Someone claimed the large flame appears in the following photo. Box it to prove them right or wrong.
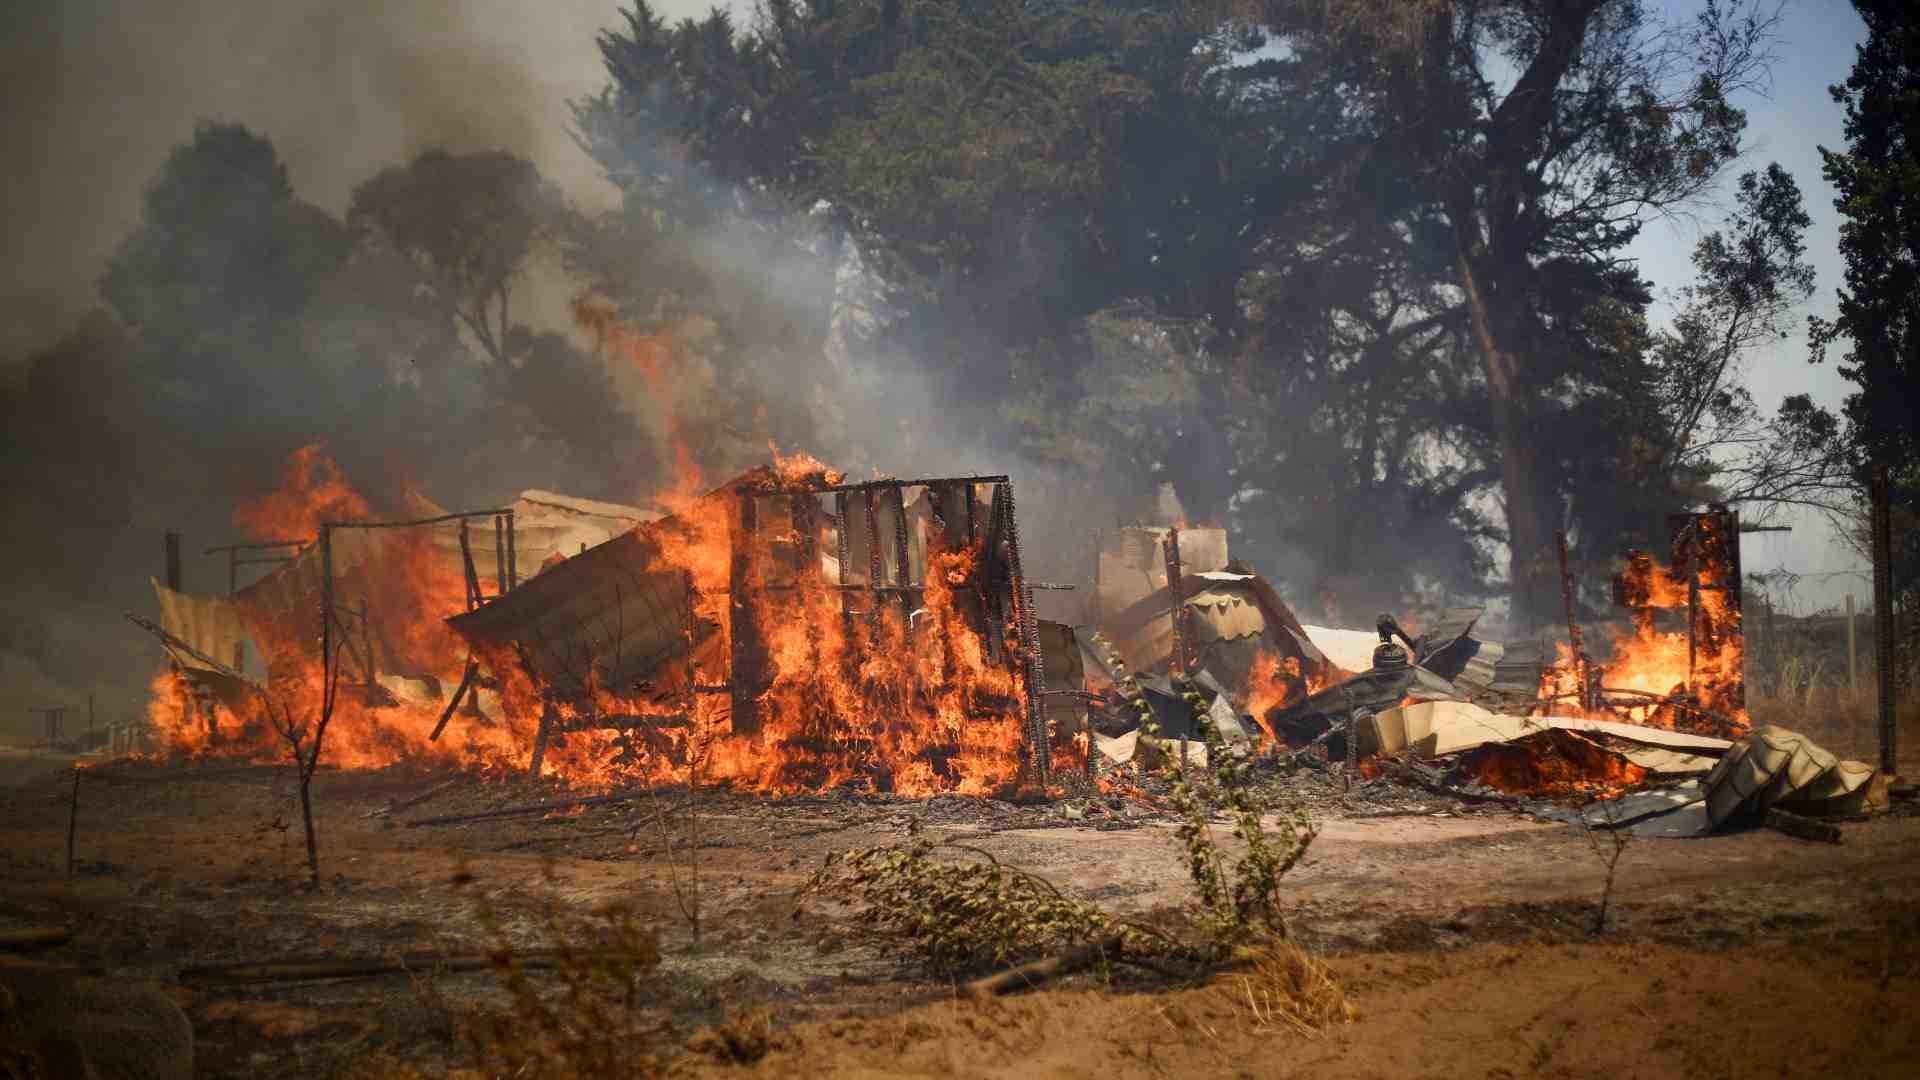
[1539,517,1748,737]
[147,439,1040,795]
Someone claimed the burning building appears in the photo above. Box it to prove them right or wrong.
[134,450,1084,796]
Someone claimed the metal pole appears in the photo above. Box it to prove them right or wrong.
[165,531,182,592]
[1869,461,1897,776]
[1846,593,1858,694]
[227,548,245,672]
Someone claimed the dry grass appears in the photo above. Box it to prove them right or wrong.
[1228,936,1357,1037]
[1747,684,1919,772]
[1746,624,1918,773]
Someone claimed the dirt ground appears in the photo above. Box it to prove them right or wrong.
[2,753,1917,1078]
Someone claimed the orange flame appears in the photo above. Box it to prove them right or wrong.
[147,440,1040,795]
[1539,518,1748,737]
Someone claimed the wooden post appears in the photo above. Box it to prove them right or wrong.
[164,531,182,591]
[1870,461,1897,776]
[729,490,768,735]
[1763,593,1777,689]
[66,767,80,877]
[865,489,884,614]
[458,519,480,611]
[505,511,517,591]
[1846,593,1858,694]
[891,483,912,596]
[1556,530,1592,712]
[1163,526,1186,679]
[494,515,507,599]
[225,549,246,671]
[529,696,554,778]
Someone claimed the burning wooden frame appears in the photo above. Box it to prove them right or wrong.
[1537,506,1749,735]
[443,466,1064,790]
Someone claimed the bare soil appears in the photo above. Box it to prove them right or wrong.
[2,755,1916,1078]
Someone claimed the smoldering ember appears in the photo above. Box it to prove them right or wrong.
[2,2,1918,1078]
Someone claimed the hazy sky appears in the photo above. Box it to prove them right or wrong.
[1627,0,1874,613]
[0,0,1879,613]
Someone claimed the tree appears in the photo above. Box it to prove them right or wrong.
[1810,0,1920,468]
[1646,162,1842,515]
[1261,0,1777,625]
[99,123,353,439]
[1809,0,1920,769]
[347,150,569,367]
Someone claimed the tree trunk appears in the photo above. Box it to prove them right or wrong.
[1871,460,1898,777]
[1457,251,1557,628]
[299,765,320,889]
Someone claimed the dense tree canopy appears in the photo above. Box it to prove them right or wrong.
[8,0,1869,708]
[570,0,1799,622]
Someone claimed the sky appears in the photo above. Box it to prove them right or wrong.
[0,0,1880,615]
[1626,0,1874,614]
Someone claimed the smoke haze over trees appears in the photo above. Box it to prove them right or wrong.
[0,0,1883,721]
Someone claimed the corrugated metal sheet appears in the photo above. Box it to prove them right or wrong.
[150,579,249,675]
[405,490,661,587]
[227,527,449,679]
[1704,725,1878,826]
[1094,526,1229,623]
[444,526,708,704]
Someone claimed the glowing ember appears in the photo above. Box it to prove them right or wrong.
[1453,730,1650,797]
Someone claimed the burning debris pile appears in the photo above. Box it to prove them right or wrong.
[131,449,1075,797]
[124,444,1888,836]
[1073,507,1888,837]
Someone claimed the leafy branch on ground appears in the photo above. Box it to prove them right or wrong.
[808,641,1323,986]
[456,866,669,1079]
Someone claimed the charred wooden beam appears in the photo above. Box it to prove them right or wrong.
[1003,480,1048,787]
[506,510,518,591]
[892,483,912,598]
[1163,526,1187,678]
[865,488,885,621]
[429,657,479,741]
[494,514,508,599]
[459,519,480,611]
[528,697,555,778]
[729,490,770,735]
[811,474,1010,495]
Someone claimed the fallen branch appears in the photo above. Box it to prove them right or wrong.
[403,789,655,828]
[429,658,480,742]
[1763,807,1842,844]
[367,777,464,819]
[0,926,72,951]
[963,935,1125,1000]
[182,950,562,985]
